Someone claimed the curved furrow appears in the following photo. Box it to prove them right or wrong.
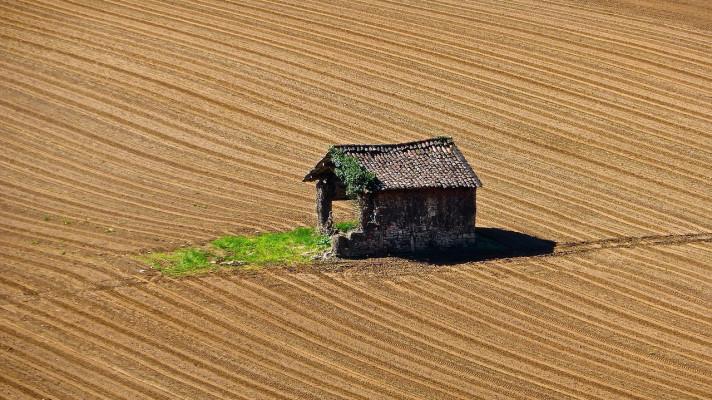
[552,257,712,330]
[0,120,253,229]
[617,250,712,291]
[0,346,114,400]
[592,251,712,308]
[392,279,712,399]
[535,0,712,39]
[61,0,712,150]
[500,259,712,349]
[0,7,680,238]
[0,239,128,282]
[427,273,712,381]
[0,178,214,243]
[432,0,712,67]
[0,46,317,184]
[469,0,712,55]
[0,13,345,157]
[0,13,664,241]
[0,371,53,400]
[0,76,316,222]
[248,0,712,113]
[26,0,712,167]
[0,275,37,299]
[227,0,712,129]
[113,0,712,146]
[209,277,563,399]
[0,213,138,252]
[8,257,360,400]
[572,252,712,311]
[0,140,230,236]
[0,68,316,211]
[0,170,195,245]
[462,0,712,49]
[285,272,638,399]
[183,279,499,400]
[0,253,101,294]
[647,246,712,279]
[252,0,707,154]
[31,0,712,162]
[198,277,562,400]
[104,287,404,400]
[0,12,381,155]
[451,264,712,366]
[386,0,712,78]
[88,1,712,215]
[0,128,240,230]
[0,320,165,400]
[9,297,285,400]
[273,273,603,399]
[291,272,649,399]
[5,301,198,400]
[26,0,712,225]
[0,105,295,232]
[0,97,311,224]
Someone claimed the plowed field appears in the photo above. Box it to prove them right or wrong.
[1,0,711,398]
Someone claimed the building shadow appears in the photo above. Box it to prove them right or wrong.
[404,227,556,265]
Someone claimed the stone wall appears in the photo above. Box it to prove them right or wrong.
[333,188,477,257]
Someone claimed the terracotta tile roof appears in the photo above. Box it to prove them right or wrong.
[304,137,482,191]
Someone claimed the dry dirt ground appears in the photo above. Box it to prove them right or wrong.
[1,0,712,398]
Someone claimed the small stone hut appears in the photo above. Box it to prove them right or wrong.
[304,137,482,258]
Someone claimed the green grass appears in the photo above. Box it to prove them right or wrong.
[141,227,331,277]
[334,220,358,232]
[142,248,213,276]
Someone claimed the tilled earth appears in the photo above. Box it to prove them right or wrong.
[1,0,712,398]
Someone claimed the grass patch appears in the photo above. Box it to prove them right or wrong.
[141,227,331,277]
[334,220,358,233]
[142,248,213,276]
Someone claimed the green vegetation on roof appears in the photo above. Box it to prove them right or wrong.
[329,147,377,198]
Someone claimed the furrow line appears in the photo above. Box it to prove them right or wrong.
[455,269,712,364]
[535,0,712,38]
[570,254,712,314]
[0,97,310,221]
[0,47,314,184]
[32,0,712,159]
[389,0,712,75]
[0,320,161,400]
[554,257,712,329]
[10,297,281,400]
[401,278,712,396]
[0,69,315,209]
[0,103,291,230]
[513,259,712,348]
[0,346,114,400]
[185,279,496,400]
[0,114,257,226]
[97,1,712,212]
[428,273,712,380]
[282,272,623,400]
[107,286,398,400]
[465,0,712,54]
[251,0,712,111]
[208,277,560,399]
[0,9,680,236]
[0,371,52,400]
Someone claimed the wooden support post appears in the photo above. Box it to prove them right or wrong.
[316,178,334,234]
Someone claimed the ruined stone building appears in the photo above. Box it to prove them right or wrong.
[304,137,482,258]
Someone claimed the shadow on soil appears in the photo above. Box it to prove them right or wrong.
[405,227,556,265]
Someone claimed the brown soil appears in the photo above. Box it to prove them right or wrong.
[1,0,712,398]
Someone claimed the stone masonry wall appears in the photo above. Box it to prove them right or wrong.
[333,188,476,257]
